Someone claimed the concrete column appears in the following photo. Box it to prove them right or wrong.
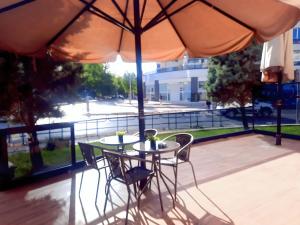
[154,80,160,101]
[191,77,198,102]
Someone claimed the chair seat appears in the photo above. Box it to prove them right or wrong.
[123,167,153,184]
[160,157,184,166]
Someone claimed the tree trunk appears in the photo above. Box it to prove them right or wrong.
[28,130,44,171]
[240,106,249,130]
[26,107,44,171]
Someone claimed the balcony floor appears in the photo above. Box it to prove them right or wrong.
[1,134,300,225]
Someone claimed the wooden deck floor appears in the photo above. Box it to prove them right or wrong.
[1,134,300,225]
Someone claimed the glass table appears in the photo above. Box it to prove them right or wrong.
[98,135,139,152]
[132,140,180,154]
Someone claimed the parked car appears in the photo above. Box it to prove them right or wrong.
[217,101,274,117]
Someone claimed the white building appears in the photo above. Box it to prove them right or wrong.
[144,58,208,103]
[144,23,300,103]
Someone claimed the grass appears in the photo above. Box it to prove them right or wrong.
[255,125,300,136]
[157,127,244,140]
[8,125,299,178]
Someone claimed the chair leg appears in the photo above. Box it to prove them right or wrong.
[79,169,85,196]
[103,159,108,180]
[103,179,112,214]
[95,170,101,205]
[125,185,131,225]
[174,166,178,202]
[155,170,164,211]
[188,161,198,188]
[133,182,138,199]
[137,175,154,210]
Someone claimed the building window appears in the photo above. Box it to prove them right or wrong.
[293,27,300,43]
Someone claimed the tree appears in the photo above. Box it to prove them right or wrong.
[205,43,262,129]
[123,72,137,98]
[81,64,115,97]
[113,76,126,96]
[0,52,83,171]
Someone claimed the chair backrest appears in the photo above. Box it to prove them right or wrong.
[163,133,193,161]
[134,129,158,139]
[176,133,193,161]
[78,142,98,169]
[102,150,126,179]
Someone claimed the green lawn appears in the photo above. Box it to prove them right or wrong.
[255,125,300,136]
[157,127,244,140]
[11,125,300,179]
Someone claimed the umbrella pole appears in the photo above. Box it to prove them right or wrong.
[276,71,283,145]
[133,0,145,142]
[134,0,147,189]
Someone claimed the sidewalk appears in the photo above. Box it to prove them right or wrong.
[116,100,207,114]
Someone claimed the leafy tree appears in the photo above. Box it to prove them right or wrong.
[205,43,262,129]
[81,64,115,97]
[123,72,137,98]
[0,52,82,171]
[113,76,126,96]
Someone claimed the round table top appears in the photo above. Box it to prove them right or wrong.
[99,135,139,146]
[133,140,180,154]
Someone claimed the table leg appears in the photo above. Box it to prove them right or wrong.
[158,161,175,208]
[139,152,147,189]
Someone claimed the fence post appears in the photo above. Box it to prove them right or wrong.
[175,113,177,129]
[167,112,170,130]
[189,112,192,128]
[117,114,119,131]
[219,110,223,127]
[85,120,88,138]
[21,132,26,145]
[0,130,10,183]
[211,110,214,127]
[152,113,154,128]
[126,113,129,132]
[252,95,255,130]
[96,119,99,136]
[70,123,76,167]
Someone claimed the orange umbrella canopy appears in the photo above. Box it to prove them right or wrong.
[0,0,299,63]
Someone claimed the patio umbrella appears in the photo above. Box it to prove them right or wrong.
[0,0,299,141]
[260,30,295,145]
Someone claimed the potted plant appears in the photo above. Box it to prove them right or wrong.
[148,135,159,150]
[116,130,126,143]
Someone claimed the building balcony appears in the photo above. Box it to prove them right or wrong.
[145,63,208,75]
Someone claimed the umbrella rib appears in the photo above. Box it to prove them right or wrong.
[88,8,133,33]
[143,0,196,32]
[46,0,97,47]
[79,0,133,33]
[198,0,254,32]
[142,0,178,32]
[140,0,147,24]
[0,0,35,14]
[156,0,187,48]
[117,0,130,53]
[112,0,134,30]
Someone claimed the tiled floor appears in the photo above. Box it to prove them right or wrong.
[1,134,300,225]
